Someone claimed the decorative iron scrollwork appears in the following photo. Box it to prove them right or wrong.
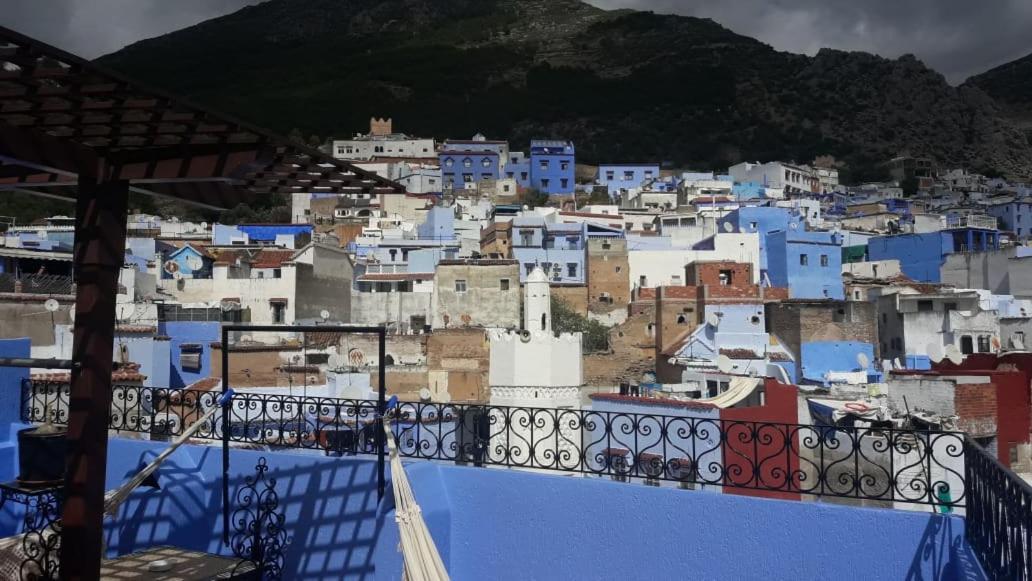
[230,457,289,580]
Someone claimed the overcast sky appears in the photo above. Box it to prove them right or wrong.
[5,0,1031,83]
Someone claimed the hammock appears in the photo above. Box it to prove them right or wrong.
[382,398,449,581]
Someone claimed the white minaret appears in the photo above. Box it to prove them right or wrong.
[524,265,552,333]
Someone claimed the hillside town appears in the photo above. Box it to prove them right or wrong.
[1,12,1030,579]
[4,117,1031,483]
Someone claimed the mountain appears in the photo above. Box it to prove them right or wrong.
[967,53,1032,134]
[97,0,1032,181]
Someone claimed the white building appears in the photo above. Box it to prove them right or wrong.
[489,266,582,466]
[628,232,761,289]
[331,135,436,161]
[728,162,818,195]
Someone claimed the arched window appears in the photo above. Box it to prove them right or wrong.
[384,354,395,366]
[676,314,687,325]
[541,313,547,331]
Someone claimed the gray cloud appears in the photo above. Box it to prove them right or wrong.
[3,0,1031,83]
[3,0,258,59]
[589,0,1032,83]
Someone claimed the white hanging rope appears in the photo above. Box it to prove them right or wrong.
[383,405,450,581]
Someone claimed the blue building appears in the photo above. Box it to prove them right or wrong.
[528,140,575,194]
[597,164,660,195]
[159,320,221,389]
[986,200,1032,239]
[440,138,509,191]
[510,217,586,284]
[213,223,313,248]
[718,206,805,272]
[766,229,844,299]
[867,227,1001,283]
[160,244,213,279]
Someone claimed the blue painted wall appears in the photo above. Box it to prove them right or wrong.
[162,245,212,280]
[528,140,575,194]
[440,152,500,190]
[159,321,220,388]
[800,341,875,383]
[405,461,983,581]
[115,335,172,388]
[766,230,844,299]
[719,207,803,270]
[0,431,986,581]
[416,206,456,241]
[986,201,1032,238]
[597,164,660,195]
[868,232,951,282]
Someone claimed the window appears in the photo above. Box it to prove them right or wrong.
[500,279,510,291]
[917,300,934,312]
[540,160,549,171]
[463,173,473,183]
[799,254,808,266]
[872,264,879,277]
[749,221,758,231]
[272,268,282,279]
[944,302,957,312]
[960,335,974,355]
[718,269,733,286]
[567,263,577,277]
[521,172,528,181]
[605,171,615,181]
[560,179,569,189]
[455,279,467,293]
[615,266,622,273]
[541,179,550,188]
[560,162,569,171]
[463,158,473,168]
[977,335,991,353]
[676,314,688,325]
[639,275,647,287]
[882,313,887,324]
[854,290,861,300]
[481,158,491,168]
[820,254,829,267]
[445,158,454,167]
[271,303,286,324]
[624,171,634,180]
[706,380,719,398]
[602,241,612,250]
[180,344,202,372]
[525,264,534,275]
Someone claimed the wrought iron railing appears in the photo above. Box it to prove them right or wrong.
[965,439,1032,580]
[22,381,968,508]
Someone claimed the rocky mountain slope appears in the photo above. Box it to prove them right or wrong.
[967,52,1032,134]
[98,0,1032,181]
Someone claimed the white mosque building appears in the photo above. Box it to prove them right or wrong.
[488,266,583,468]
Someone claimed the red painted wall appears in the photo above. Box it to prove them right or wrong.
[933,355,1032,468]
[719,378,801,500]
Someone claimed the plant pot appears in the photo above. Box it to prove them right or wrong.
[17,426,67,486]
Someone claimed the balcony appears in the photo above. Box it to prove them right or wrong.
[9,382,1029,579]
[945,214,998,231]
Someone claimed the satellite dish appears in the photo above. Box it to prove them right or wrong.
[722,221,734,233]
[290,354,301,364]
[945,344,965,365]
[320,309,331,320]
[706,312,720,328]
[201,222,209,230]
[856,352,870,369]
[927,343,944,363]
[716,354,734,374]
[419,388,432,402]
[185,255,204,270]
[163,260,180,274]
[789,222,799,230]
[44,299,60,313]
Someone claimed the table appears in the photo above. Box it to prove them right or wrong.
[100,546,257,580]
[0,481,62,532]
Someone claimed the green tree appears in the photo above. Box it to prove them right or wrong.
[523,188,550,209]
[550,296,610,353]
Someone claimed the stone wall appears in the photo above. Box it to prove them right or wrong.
[551,284,589,316]
[432,261,520,330]
[427,329,491,403]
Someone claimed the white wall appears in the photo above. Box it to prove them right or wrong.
[628,233,760,288]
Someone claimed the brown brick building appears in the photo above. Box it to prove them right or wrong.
[587,237,630,314]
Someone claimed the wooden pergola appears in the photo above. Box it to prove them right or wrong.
[0,25,404,580]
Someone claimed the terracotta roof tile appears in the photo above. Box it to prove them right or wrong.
[116,324,157,334]
[252,249,296,269]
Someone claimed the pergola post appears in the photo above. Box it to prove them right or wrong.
[59,176,129,580]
